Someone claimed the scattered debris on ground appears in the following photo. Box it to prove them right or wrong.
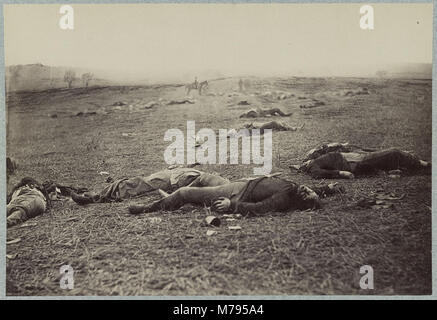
[6,238,22,245]
[75,111,97,117]
[228,226,242,231]
[144,101,160,109]
[344,88,370,96]
[300,100,325,109]
[121,132,137,137]
[112,101,127,106]
[206,230,217,236]
[205,216,221,227]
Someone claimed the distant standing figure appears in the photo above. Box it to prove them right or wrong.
[238,78,244,92]
[198,80,208,95]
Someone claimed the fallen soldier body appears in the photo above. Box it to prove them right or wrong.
[227,121,303,138]
[128,176,343,216]
[244,121,303,132]
[7,177,49,227]
[71,167,230,204]
[291,143,430,179]
[228,121,305,137]
[239,108,292,118]
[302,142,376,161]
[166,98,195,105]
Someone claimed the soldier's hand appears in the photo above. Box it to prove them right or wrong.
[328,182,346,194]
[213,197,231,212]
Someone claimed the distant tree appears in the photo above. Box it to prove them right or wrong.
[49,77,56,89]
[376,70,388,78]
[64,70,76,88]
[8,65,22,91]
[81,73,93,88]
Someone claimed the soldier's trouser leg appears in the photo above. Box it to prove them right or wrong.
[150,182,247,211]
[7,208,27,227]
[357,148,423,173]
[187,173,230,188]
[7,196,46,227]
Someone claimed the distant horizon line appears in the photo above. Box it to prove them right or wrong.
[5,61,432,83]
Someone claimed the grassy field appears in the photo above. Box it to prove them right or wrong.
[6,76,432,295]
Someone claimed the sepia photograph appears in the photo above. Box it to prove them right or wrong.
[2,2,433,297]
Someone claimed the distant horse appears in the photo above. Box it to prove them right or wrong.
[186,80,208,95]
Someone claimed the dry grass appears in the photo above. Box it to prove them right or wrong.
[6,77,431,296]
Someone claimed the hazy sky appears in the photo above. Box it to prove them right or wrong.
[4,3,433,78]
